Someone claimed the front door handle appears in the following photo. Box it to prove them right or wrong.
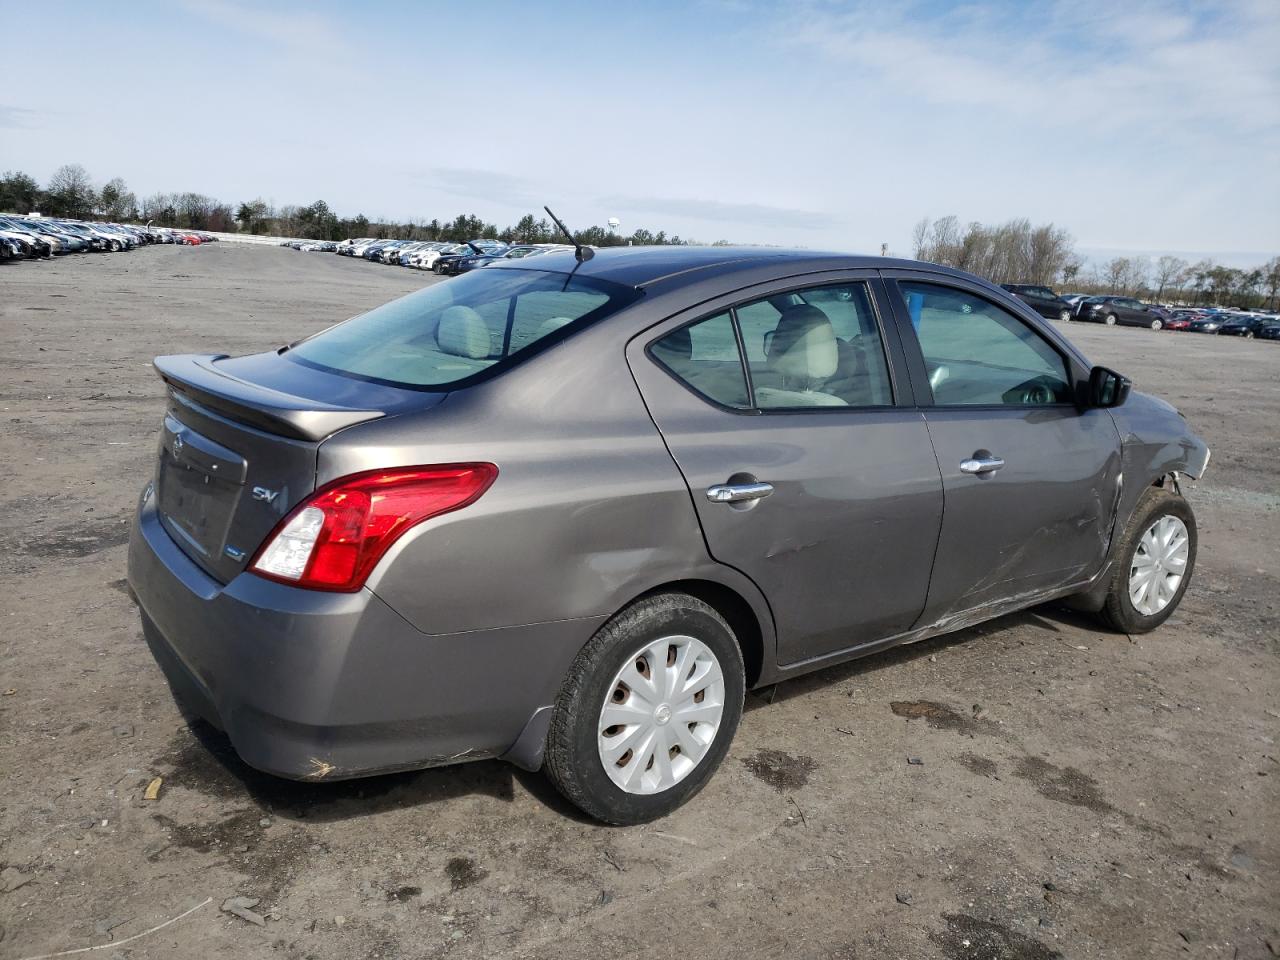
[706,481,774,504]
[959,455,1005,475]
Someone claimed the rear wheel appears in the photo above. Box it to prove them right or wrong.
[544,593,745,825]
[1100,488,1196,634]
[1104,314,1118,326]
[1245,331,1255,340]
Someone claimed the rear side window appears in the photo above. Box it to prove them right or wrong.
[898,281,1071,406]
[651,313,750,408]
[288,269,639,389]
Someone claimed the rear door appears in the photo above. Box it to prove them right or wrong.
[1121,298,1151,325]
[885,274,1122,624]
[627,272,944,666]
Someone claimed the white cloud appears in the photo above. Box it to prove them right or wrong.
[178,0,345,55]
[0,104,38,130]
[777,0,1280,140]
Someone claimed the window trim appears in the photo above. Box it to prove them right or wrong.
[643,277,904,415]
[883,274,1086,411]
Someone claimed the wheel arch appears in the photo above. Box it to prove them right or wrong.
[629,578,771,689]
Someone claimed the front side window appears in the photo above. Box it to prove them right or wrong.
[650,282,894,410]
[288,269,639,388]
[898,281,1072,406]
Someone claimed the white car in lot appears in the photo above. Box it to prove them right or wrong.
[406,242,461,271]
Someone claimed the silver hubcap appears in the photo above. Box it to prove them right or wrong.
[1129,515,1189,616]
[597,635,726,795]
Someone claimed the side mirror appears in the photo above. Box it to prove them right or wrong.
[1088,366,1131,408]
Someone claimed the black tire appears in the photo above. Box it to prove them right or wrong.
[1104,313,1118,326]
[543,593,745,825]
[1059,309,1071,322]
[1150,318,1163,330]
[1099,487,1197,634]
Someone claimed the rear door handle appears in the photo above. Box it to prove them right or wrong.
[959,455,1005,475]
[706,482,774,503]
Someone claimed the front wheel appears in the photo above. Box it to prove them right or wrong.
[543,593,745,825]
[1245,331,1255,340]
[1150,318,1163,330]
[1059,309,1071,322]
[1105,314,1118,326]
[1100,488,1197,634]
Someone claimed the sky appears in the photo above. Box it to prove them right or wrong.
[2,0,1277,264]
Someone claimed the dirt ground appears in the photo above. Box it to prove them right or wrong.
[0,243,1276,960]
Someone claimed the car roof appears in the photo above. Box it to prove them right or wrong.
[485,245,941,289]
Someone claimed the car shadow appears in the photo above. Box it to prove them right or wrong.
[161,716,611,825]
[745,602,1102,710]
[157,603,1103,822]
[160,717,523,823]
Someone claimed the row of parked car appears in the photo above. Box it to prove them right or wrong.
[1000,284,1280,342]
[282,236,577,275]
[0,214,218,261]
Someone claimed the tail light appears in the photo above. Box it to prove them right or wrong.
[250,463,497,592]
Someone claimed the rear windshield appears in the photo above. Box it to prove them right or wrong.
[287,268,641,389]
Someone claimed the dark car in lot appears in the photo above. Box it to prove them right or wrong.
[1076,296,1165,329]
[1000,284,1073,322]
[1188,315,1227,334]
[128,246,1208,824]
[435,242,508,275]
[1217,315,1272,339]
[1257,322,1280,341]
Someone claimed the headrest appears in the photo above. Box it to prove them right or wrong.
[654,326,693,361]
[537,315,574,338]
[436,306,490,359]
[767,304,837,381]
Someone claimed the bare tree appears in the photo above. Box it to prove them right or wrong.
[911,217,930,259]
[914,215,1075,286]
[1261,256,1280,310]
[1103,257,1129,293]
[1060,254,1084,287]
[1152,256,1188,303]
[45,163,96,218]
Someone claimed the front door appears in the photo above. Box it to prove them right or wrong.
[886,276,1122,626]
[627,274,944,666]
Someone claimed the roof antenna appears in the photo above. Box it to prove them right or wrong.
[544,206,593,262]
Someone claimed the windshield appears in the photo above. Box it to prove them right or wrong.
[288,268,641,389]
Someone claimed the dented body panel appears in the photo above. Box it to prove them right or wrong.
[914,405,1122,626]
[127,247,1208,782]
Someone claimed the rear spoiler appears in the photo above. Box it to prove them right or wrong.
[153,354,385,442]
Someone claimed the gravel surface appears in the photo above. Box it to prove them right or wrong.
[0,243,1276,960]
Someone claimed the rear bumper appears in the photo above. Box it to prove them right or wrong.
[128,491,599,780]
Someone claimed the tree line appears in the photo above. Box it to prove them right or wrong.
[0,164,694,249]
[5,167,1275,307]
[913,214,1280,310]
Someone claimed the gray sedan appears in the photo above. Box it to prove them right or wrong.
[128,247,1208,824]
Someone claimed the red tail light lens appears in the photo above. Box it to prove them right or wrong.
[250,463,497,592]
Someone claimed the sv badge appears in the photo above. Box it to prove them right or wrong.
[252,486,280,504]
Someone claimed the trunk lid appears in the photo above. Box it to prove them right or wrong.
[152,351,444,583]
